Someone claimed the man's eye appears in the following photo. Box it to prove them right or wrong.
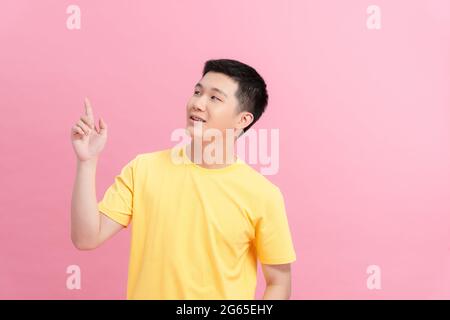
[193,90,220,101]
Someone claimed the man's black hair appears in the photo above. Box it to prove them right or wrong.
[202,59,269,134]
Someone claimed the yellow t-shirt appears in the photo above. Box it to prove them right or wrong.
[97,143,296,299]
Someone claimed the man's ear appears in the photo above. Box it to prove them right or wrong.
[236,111,254,132]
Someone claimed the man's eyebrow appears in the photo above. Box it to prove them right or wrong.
[195,82,228,98]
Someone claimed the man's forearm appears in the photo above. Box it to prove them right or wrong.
[262,284,291,300]
[71,158,100,249]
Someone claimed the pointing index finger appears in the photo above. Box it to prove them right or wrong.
[84,97,94,118]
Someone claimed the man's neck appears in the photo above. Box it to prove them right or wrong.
[187,141,237,169]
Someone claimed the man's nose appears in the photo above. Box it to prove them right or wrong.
[192,101,206,111]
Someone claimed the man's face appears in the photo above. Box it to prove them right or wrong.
[186,71,252,140]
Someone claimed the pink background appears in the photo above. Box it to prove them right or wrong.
[1,0,449,299]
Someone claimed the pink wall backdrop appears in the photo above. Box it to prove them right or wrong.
[1,0,449,299]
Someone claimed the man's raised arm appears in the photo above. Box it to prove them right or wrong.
[70,98,122,250]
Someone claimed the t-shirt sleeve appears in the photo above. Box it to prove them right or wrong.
[254,186,297,264]
[97,156,138,228]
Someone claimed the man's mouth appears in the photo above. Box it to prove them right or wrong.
[189,115,206,123]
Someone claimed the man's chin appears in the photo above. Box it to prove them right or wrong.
[185,125,242,141]
[185,126,204,140]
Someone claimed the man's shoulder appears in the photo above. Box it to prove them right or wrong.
[237,162,282,195]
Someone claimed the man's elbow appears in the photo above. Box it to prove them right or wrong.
[71,234,99,251]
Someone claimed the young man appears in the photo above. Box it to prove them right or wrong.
[70,59,296,300]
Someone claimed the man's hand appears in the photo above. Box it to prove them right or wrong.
[71,97,108,162]
[261,263,292,300]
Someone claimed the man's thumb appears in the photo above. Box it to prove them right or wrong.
[98,117,107,135]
